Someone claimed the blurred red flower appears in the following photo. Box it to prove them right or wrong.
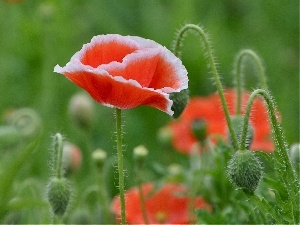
[111,183,211,224]
[54,34,188,116]
[167,89,274,154]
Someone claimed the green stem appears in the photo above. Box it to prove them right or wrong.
[54,133,63,178]
[240,89,298,221]
[97,170,113,224]
[115,108,126,225]
[173,24,239,150]
[233,49,268,115]
[244,192,283,223]
[137,182,149,225]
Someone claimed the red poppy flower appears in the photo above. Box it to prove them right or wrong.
[111,183,211,224]
[167,89,274,154]
[54,34,188,116]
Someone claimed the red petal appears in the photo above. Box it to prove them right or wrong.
[80,35,139,68]
[63,71,173,115]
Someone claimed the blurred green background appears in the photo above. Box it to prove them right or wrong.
[0,0,298,200]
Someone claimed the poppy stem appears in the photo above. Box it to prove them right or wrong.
[233,49,268,115]
[240,89,298,221]
[53,133,64,179]
[173,24,239,150]
[115,108,126,225]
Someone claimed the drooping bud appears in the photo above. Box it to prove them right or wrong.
[227,150,263,193]
[170,89,189,118]
[228,115,253,149]
[6,108,41,140]
[62,142,82,174]
[0,126,22,150]
[191,119,207,143]
[47,177,71,217]
[68,92,95,130]
[92,148,107,171]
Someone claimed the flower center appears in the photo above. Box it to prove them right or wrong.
[155,210,168,224]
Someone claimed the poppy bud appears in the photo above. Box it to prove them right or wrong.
[191,119,207,142]
[47,177,71,217]
[133,145,148,167]
[157,126,172,145]
[227,150,263,193]
[92,148,107,171]
[6,108,41,140]
[228,115,253,149]
[0,126,22,150]
[68,92,95,130]
[62,142,82,174]
[170,89,189,118]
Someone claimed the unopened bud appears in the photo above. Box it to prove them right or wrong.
[6,108,41,139]
[92,149,107,171]
[133,145,148,167]
[0,126,22,150]
[157,126,172,145]
[62,142,82,174]
[228,115,253,149]
[47,177,71,217]
[170,89,189,118]
[191,119,207,142]
[227,150,263,193]
[69,92,95,130]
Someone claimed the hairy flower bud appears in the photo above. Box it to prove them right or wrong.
[47,177,71,217]
[133,145,148,167]
[228,115,253,149]
[170,89,189,118]
[68,92,95,130]
[227,150,263,193]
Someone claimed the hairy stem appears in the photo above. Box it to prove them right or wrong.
[173,24,239,150]
[233,49,268,114]
[115,108,126,225]
[53,133,64,178]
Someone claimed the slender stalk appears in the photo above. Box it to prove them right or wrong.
[54,133,64,178]
[115,108,126,225]
[173,24,239,150]
[233,49,268,115]
[137,182,149,225]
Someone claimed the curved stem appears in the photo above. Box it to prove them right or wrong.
[115,108,126,225]
[173,24,239,150]
[240,89,298,198]
[234,49,268,114]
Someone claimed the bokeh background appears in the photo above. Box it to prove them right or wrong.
[0,0,299,222]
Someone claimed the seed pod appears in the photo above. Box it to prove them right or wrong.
[170,89,189,118]
[227,150,263,193]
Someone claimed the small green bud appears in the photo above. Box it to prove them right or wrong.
[0,126,22,150]
[227,150,263,193]
[228,115,253,149]
[47,177,71,217]
[69,92,95,130]
[92,148,107,171]
[191,119,207,142]
[170,89,189,118]
[133,145,148,167]
[157,126,172,145]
